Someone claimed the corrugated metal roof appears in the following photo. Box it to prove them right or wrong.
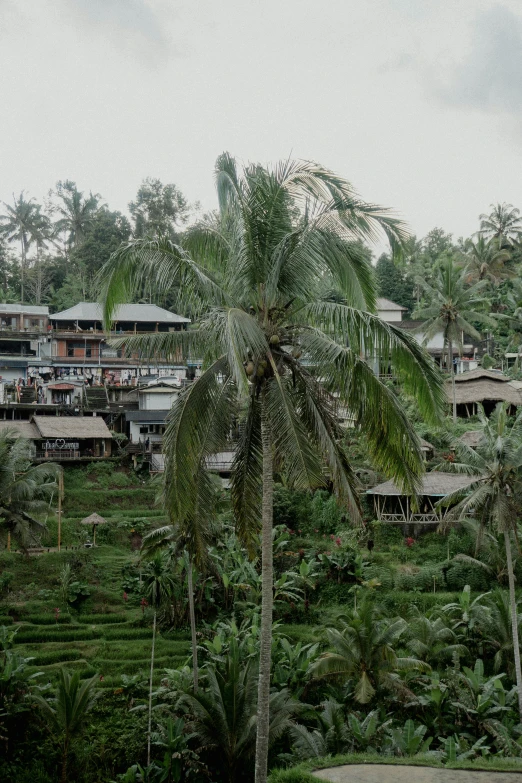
[50,302,190,324]
[367,471,477,497]
[33,416,112,438]
[0,304,49,315]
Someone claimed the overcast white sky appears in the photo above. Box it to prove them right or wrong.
[1,0,521,247]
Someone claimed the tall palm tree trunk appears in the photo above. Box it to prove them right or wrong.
[448,338,456,423]
[147,609,157,765]
[61,737,69,783]
[254,392,274,783]
[504,529,522,720]
[187,555,199,692]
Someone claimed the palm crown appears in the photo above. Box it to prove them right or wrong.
[102,155,444,529]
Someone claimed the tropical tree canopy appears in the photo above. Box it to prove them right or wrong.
[101,154,445,535]
[0,431,60,550]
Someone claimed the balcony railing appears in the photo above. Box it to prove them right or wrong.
[35,450,106,461]
[378,512,441,525]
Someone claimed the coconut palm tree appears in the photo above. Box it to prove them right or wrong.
[51,180,100,253]
[460,236,513,286]
[34,669,98,783]
[141,485,219,695]
[479,202,522,248]
[100,153,444,783]
[414,256,496,422]
[141,554,177,765]
[0,192,50,302]
[439,402,522,719]
[0,431,60,551]
[309,599,430,703]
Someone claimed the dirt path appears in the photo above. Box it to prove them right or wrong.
[313,765,522,783]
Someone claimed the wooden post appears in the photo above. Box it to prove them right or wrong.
[57,470,63,551]
[93,524,96,546]
[7,531,11,552]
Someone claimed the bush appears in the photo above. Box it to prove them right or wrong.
[444,561,489,591]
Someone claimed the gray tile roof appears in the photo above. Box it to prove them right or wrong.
[125,410,170,423]
[0,304,49,315]
[50,302,190,324]
[376,298,407,311]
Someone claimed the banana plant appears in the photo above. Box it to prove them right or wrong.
[437,734,490,763]
[347,710,392,752]
[385,719,433,756]
[272,637,321,696]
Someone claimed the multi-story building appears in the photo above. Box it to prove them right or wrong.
[0,301,195,461]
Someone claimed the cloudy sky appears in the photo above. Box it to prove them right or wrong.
[1,0,521,247]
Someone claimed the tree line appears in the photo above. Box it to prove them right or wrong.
[0,178,197,309]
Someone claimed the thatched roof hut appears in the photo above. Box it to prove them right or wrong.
[446,369,522,416]
[367,471,477,526]
[80,513,107,545]
[367,472,476,497]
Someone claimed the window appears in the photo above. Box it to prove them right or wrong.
[86,345,92,358]
[67,345,74,357]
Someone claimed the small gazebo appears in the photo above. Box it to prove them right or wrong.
[367,472,477,527]
[80,513,107,545]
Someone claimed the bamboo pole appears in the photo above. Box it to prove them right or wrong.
[57,470,63,551]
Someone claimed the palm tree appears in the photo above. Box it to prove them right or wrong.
[309,599,430,703]
[479,202,522,247]
[100,153,444,783]
[414,256,496,421]
[177,638,301,783]
[141,554,177,765]
[0,192,50,302]
[440,402,522,719]
[406,611,468,666]
[460,236,513,286]
[0,431,60,551]
[51,180,100,253]
[34,669,98,783]
[141,469,220,693]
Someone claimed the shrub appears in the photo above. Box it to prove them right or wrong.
[444,561,489,591]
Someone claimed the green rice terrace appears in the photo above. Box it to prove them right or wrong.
[3,461,522,782]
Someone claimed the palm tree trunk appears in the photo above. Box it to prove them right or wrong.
[504,529,522,720]
[147,609,157,766]
[20,236,25,304]
[448,338,456,423]
[61,737,69,783]
[187,555,199,692]
[254,392,274,783]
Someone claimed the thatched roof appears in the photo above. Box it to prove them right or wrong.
[367,471,477,497]
[454,369,507,383]
[0,420,40,439]
[32,416,112,439]
[459,430,482,448]
[80,513,107,526]
[419,437,434,451]
[446,377,522,405]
